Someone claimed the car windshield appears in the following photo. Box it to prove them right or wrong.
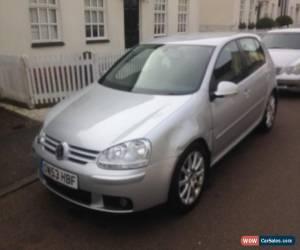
[263,33,300,50]
[99,44,214,95]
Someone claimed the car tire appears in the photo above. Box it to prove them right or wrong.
[258,91,277,133]
[168,142,209,214]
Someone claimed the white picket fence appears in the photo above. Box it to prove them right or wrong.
[0,51,126,107]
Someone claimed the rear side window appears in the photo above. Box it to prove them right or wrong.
[211,41,244,91]
[239,38,266,75]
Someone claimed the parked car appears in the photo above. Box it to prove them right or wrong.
[263,28,300,91]
[33,33,277,213]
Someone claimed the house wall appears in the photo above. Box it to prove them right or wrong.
[0,0,204,57]
[198,0,240,31]
[139,0,201,42]
[0,0,125,56]
[237,0,300,26]
[287,0,300,25]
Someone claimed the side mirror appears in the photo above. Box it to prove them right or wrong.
[213,81,239,98]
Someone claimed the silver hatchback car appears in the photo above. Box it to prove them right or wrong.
[33,33,277,213]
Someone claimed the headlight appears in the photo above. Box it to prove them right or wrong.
[97,139,151,170]
[291,64,300,75]
[281,64,300,75]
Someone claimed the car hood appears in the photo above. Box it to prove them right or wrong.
[268,49,300,67]
[43,84,192,150]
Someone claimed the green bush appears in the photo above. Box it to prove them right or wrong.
[239,22,247,30]
[275,15,293,27]
[247,22,256,30]
[256,17,275,29]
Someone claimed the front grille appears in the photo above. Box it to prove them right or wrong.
[44,175,92,205]
[42,135,100,165]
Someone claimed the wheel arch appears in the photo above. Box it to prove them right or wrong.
[168,136,211,193]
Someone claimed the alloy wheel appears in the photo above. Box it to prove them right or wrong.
[178,151,205,205]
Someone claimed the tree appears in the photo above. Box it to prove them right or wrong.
[256,17,276,29]
[247,23,256,30]
[239,22,247,30]
[275,15,293,27]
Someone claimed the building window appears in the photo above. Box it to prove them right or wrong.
[239,0,246,23]
[248,0,255,23]
[178,0,189,33]
[271,3,275,18]
[154,0,167,37]
[263,1,269,17]
[296,5,300,24]
[290,6,294,19]
[84,0,107,40]
[29,0,61,42]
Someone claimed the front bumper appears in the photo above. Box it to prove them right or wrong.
[33,141,176,213]
[277,74,300,91]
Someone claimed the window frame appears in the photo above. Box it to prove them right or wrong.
[84,0,108,42]
[29,0,62,44]
[210,37,267,96]
[154,0,168,37]
[237,37,266,77]
[210,40,245,94]
[177,0,189,33]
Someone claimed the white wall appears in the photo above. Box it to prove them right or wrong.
[0,0,125,56]
[199,0,240,30]
[287,0,300,25]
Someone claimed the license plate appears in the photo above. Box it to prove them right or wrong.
[42,162,78,190]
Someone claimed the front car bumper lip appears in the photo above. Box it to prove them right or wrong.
[39,175,135,213]
[91,172,146,185]
[276,74,300,90]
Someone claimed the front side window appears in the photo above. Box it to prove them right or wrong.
[154,0,167,37]
[212,41,244,91]
[29,0,60,42]
[100,45,214,95]
[239,38,266,74]
[84,0,106,40]
[263,33,300,50]
[178,0,189,33]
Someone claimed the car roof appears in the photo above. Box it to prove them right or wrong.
[268,28,300,34]
[143,32,260,47]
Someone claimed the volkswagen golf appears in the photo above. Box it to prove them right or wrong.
[33,33,277,213]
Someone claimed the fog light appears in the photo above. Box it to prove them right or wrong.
[120,198,129,208]
[103,195,133,210]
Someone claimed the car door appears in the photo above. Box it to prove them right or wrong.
[238,38,270,126]
[210,40,252,159]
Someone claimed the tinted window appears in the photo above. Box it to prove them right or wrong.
[239,38,266,74]
[263,33,300,50]
[99,44,214,95]
[212,41,243,91]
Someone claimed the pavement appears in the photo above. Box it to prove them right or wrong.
[0,93,299,250]
[0,102,48,122]
[0,107,41,191]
